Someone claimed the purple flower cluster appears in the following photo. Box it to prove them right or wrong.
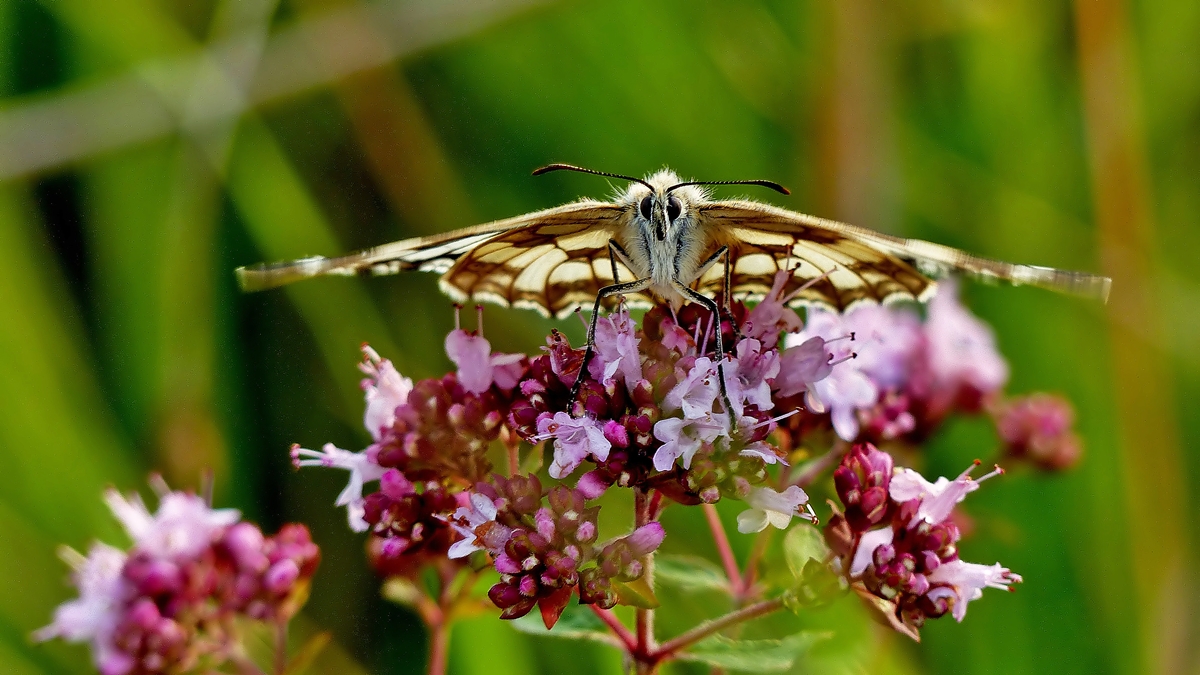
[773,279,1081,471]
[36,482,319,674]
[447,475,664,626]
[293,271,1063,636]
[991,393,1081,470]
[510,283,832,519]
[825,444,1020,638]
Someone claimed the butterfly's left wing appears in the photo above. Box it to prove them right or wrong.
[696,200,1110,312]
[235,200,623,296]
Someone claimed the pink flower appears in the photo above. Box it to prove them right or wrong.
[742,270,803,346]
[924,279,1008,396]
[291,443,386,532]
[992,393,1082,470]
[774,336,834,406]
[651,415,724,471]
[537,412,612,479]
[663,356,720,418]
[103,489,239,559]
[849,527,896,577]
[359,345,413,440]
[728,339,780,414]
[35,544,132,674]
[587,306,643,391]
[445,329,525,395]
[926,560,1023,621]
[736,486,815,533]
[625,522,666,557]
[787,309,879,440]
[844,304,922,389]
[889,461,1002,526]
[447,492,510,559]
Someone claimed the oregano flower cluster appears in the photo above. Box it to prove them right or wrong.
[40,270,1085,674]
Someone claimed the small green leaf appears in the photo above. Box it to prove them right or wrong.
[677,632,828,672]
[783,524,829,580]
[282,631,332,675]
[520,442,544,474]
[613,576,660,608]
[510,603,616,645]
[655,554,732,594]
[381,577,423,607]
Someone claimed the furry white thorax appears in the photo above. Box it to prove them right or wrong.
[615,169,713,308]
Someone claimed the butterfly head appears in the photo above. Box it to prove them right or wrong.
[532,163,790,241]
[632,169,706,241]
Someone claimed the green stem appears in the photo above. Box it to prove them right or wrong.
[702,503,744,597]
[651,598,785,661]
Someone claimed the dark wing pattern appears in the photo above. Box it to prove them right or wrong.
[235,201,622,303]
[697,201,1111,311]
[437,204,645,318]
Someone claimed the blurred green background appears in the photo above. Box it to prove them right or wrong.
[1,0,1197,673]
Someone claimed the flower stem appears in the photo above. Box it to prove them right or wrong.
[740,527,773,596]
[427,619,450,675]
[634,488,656,656]
[651,598,785,661]
[273,621,288,675]
[702,503,744,597]
[589,605,638,652]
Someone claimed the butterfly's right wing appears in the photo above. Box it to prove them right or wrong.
[436,203,642,318]
[235,200,621,294]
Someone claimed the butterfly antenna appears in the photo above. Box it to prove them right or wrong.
[668,179,791,196]
[533,163,655,192]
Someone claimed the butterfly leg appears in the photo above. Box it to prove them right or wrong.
[607,240,634,284]
[689,245,742,341]
[569,276,653,414]
[671,280,739,433]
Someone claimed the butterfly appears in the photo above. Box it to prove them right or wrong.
[236,163,1111,417]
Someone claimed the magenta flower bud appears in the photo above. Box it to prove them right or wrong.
[379,469,415,500]
[922,551,942,573]
[489,582,523,608]
[872,544,896,568]
[234,572,259,603]
[379,536,411,558]
[534,509,557,541]
[518,574,538,597]
[833,466,861,506]
[625,522,665,558]
[575,521,597,543]
[125,556,182,596]
[508,399,540,428]
[576,471,609,500]
[495,553,521,575]
[519,379,546,397]
[907,573,930,596]
[623,559,644,580]
[602,420,630,448]
[631,379,656,408]
[224,522,268,572]
[264,559,301,595]
[860,486,889,524]
[125,598,162,630]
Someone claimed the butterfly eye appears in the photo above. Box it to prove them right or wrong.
[667,196,682,222]
[639,195,653,220]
